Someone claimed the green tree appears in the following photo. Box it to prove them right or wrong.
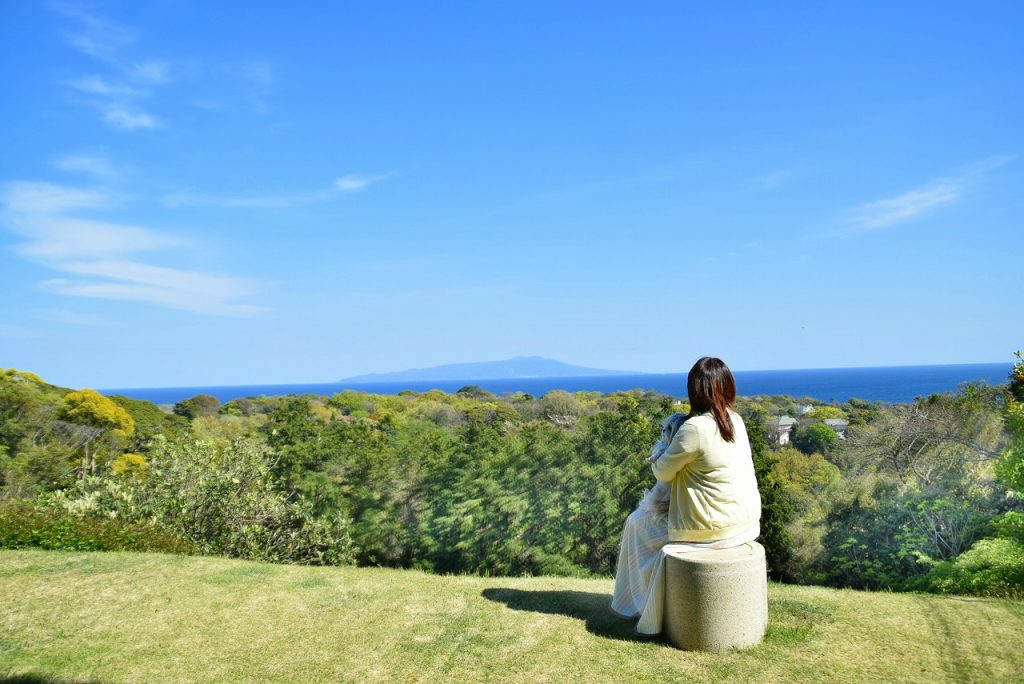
[749,420,794,580]
[792,422,840,456]
[173,394,222,420]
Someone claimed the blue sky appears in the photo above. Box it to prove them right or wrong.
[1,2,1021,388]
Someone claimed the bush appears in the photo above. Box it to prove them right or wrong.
[45,436,355,566]
[0,501,192,554]
[919,538,1024,598]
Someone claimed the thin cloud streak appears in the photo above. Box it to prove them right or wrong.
[54,4,138,63]
[848,182,960,230]
[163,175,386,209]
[52,5,170,131]
[0,180,267,317]
[102,104,160,130]
[844,155,1014,232]
[336,174,386,192]
[68,75,145,97]
[131,60,171,85]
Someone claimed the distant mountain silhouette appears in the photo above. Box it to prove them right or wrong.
[339,356,640,383]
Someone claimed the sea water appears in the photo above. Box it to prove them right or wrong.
[102,362,1011,406]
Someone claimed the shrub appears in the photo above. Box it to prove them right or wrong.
[44,436,355,566]
[919,537,1024,598]
[0,500,191,554]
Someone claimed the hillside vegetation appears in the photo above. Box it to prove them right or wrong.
[2,549,1022,683]
[3,358,1024,598]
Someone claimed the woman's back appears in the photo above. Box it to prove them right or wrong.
[651,410,761,542]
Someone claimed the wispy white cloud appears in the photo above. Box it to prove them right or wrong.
[68,74,144,97]
[336,174,386,192]
[53,4,138,63]
[848,182,960,230]
[52,5,170,131]
[54,153,118,180]
[845,155,1014,232]
[102,104,160,130]
[130,60,171,85]
[42,261,266,317]
[0,180,266,316]
[0,181,108,215]
[162,174,386,209]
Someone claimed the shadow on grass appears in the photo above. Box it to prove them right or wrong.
[916,595,994,684]
[481,588,660,643]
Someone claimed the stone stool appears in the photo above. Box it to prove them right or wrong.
[663,541,768,651]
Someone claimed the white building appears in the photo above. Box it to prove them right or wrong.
[823,418,849,439]
[767,415,797,446]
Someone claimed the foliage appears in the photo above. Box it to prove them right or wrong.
[108,394,190,445]
[61,389,136,435]
[748,420,794,580]
[0,500,191,553]
[173,394,222,420]
[111,453,148,478]
[3,361,1021,595]
[806,406,847,420]
[1009,350,1024,402]
[996,358,1024,494]
[143,436,354,565]
[920,351,1024,597]
[816,482,927,590]
[44,437,354,566]
[918,537,1024,598]
[791,423,839,456]
[771,447,840,580]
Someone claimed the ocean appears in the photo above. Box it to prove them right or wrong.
[101,362,1012,406]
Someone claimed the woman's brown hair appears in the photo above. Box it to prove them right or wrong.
[687,356,737,442]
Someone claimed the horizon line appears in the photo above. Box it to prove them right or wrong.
[96,360,1010,392]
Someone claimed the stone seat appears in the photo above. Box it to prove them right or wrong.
[663,541,768,651]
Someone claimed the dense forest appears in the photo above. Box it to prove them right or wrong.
[2,353,1023,597]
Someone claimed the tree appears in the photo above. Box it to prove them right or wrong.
[749,420,794,580]
[792,422,839,456]
[807,406,848,420]
[59,389,135,477]
[60,390,135,434]
[455,385,495,400]
[173,394,222,420]
[540,390,582,428]
[995,352,1024,494]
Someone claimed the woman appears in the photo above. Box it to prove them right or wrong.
[611,356,761,634]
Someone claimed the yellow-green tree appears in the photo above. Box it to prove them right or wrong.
[59,389,135,477]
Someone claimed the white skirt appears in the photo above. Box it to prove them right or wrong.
[610,506,759,635]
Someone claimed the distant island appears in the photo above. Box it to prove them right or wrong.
[339,356,640,383]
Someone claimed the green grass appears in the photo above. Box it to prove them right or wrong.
[2,550,1022,683]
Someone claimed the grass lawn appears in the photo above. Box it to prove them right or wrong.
[1,549,1022,683]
